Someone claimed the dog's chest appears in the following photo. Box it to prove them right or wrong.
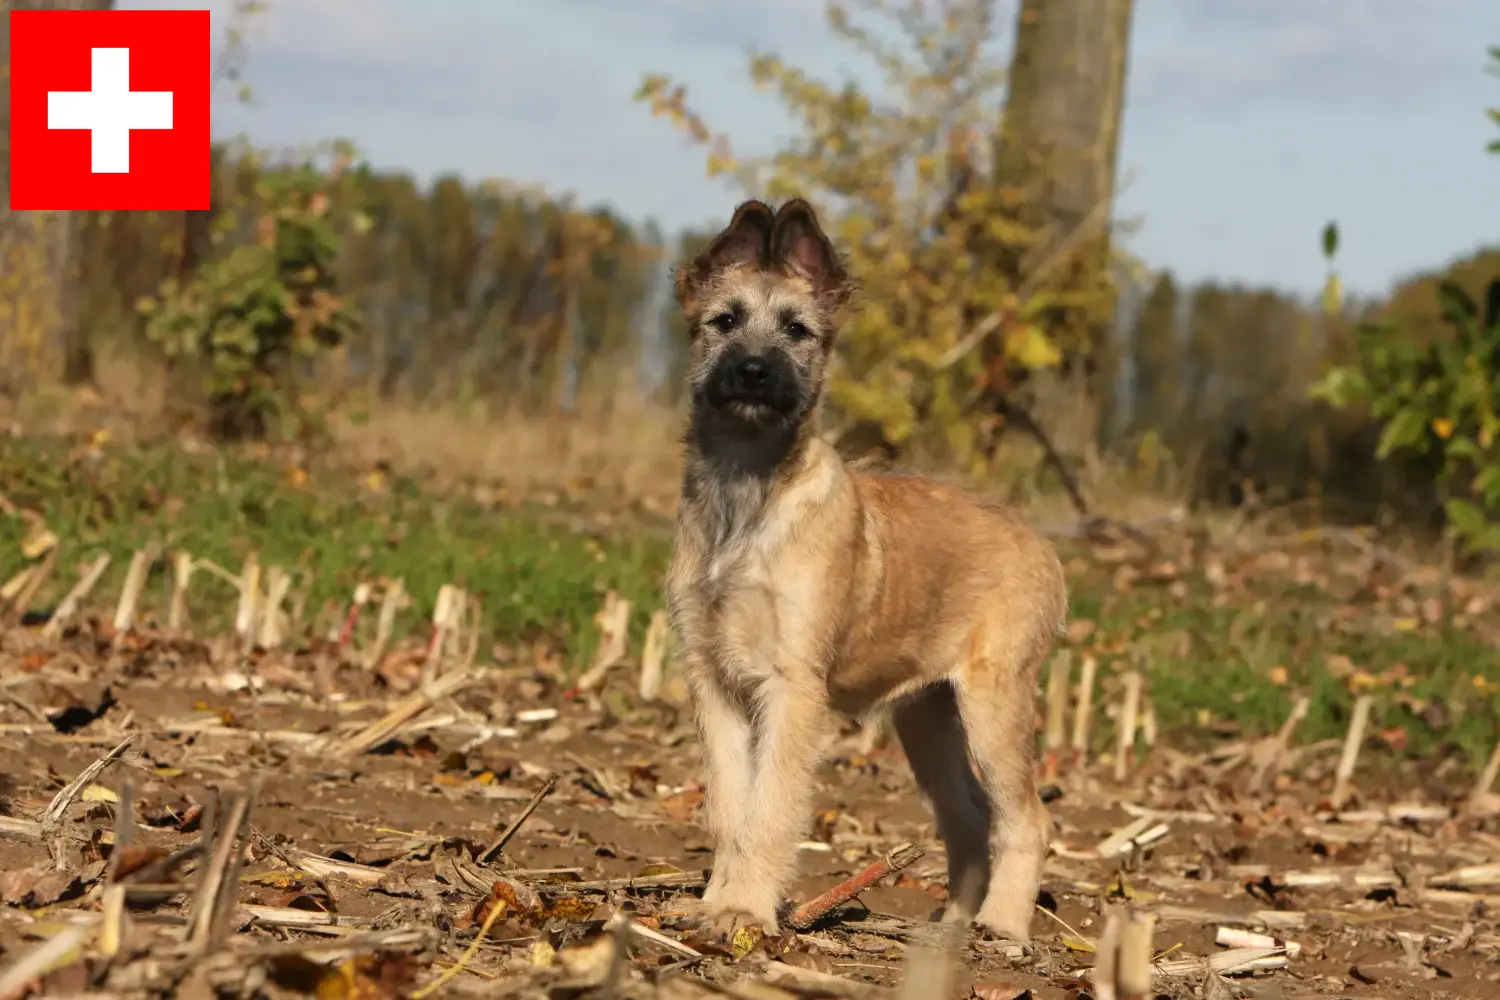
[673,523,824,685]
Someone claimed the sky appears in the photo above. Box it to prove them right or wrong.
[118,0,1500,299]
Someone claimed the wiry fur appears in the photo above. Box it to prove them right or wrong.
[667,198,1069,941]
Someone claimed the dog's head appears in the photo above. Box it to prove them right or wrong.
[675,198,852,433]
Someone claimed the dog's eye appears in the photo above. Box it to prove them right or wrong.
[786,321,813,342]
[708,313,737,333]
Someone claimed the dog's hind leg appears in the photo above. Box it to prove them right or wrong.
[891,681,991,923]
[952,632,1054,942]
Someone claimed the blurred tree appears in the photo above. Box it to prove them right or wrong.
[1183,282,1231,427]
[658,226,714,402]
[992,0,1137,447]
[1377,247,1500,347]
[0,0,115,389]
[1128,270,1180,435]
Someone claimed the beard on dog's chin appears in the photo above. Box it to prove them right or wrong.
[698,349,804,425]
[689,356,815,476]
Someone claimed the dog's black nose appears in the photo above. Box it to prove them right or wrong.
[733,356,770,391]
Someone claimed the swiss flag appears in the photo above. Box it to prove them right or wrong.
[8,8,211,211]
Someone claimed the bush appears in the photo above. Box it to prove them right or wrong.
[138,146,363,441]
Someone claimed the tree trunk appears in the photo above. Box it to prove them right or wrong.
[993,0,1136,453]
[1,0,116,388]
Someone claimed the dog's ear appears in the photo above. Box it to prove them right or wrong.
[675,200,775,312]
[770,199,850,311]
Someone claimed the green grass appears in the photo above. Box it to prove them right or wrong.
[0,435,670,669]
[4,432,1499,773]
[1065,562,1500,772]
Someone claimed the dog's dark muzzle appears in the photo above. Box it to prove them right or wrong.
[704,349,801,417]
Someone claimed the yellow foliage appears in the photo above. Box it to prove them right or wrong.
[637,0,1093,468]
[1005,323,1062,369]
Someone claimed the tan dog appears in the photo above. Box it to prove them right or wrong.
[666,198,1067,942]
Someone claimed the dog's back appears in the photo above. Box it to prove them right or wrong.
[823,468,1067,714]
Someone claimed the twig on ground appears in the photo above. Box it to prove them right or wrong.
[112,545,159,636]
[335,667,476,755]
[423,583,465,682]
[188,785,256,950]
[1215,926,1301,958]
[41,553,110,639]
[99,883,129,960]
[480,771,563,865]
[242,904,373,929]
[102,776,134,886]
[335,582,373,647]
[1042,650,1072,780]
[257,565,292,649]
[790,843,924,929]
[0,814,45,840]
[1155,947,1288,977]
[233,552,262,645]
[1468,741,1500,814]
[10,546,58,622]
[1071,654,1098,769]
[576,590,633,692]
[1091,906,1122,1000]
[365,577,406,670]
[1431,862,1500,889]
[286,850,388,886]
[639,608,669,701]
[1250,695,1309,793]
[1331,694,1373,809]
[564,869,710,893]
[41,735,134,831]
[1114,671,1142,783]
[167,550,193,630]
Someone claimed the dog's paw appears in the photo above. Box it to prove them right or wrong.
[689,899,779,940]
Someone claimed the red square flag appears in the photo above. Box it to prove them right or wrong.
[9,8,211,211]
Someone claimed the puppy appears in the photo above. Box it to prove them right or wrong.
[666,198,1067,941]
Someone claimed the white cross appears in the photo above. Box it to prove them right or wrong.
[47,47,173,174]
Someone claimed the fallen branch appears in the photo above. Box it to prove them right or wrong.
[1330,694,1373,809]
[287,850,389,886]
[189,786,257,950]
[41,554,111,639]
[479,771,562,865]
[41,735,134,831]
[790,843,923,929]
[334,667,476,755]
[1155,947,1288,978]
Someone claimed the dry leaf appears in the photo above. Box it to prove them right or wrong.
[973,975,1034,1000]
[0,866,83,907]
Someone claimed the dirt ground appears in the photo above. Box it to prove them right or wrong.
[2,623,1499,1000]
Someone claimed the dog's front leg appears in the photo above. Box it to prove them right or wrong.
[704,673,827,932]
[689,669,756,909]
